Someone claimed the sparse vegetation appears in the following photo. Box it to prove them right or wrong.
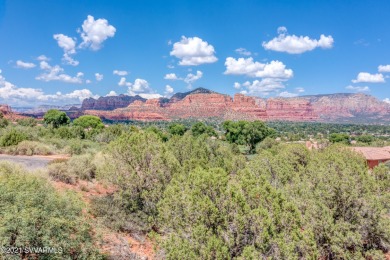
[0,162,103,259]
[0,118,389,258]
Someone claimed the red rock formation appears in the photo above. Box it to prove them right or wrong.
[229,94,268,119]
[0,104,28,120]
[266,98,318,121]
[81,89,390,122]
[84,91,317,121]
[302,93,390,121]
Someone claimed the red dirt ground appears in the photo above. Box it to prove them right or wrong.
[51,179,155,259]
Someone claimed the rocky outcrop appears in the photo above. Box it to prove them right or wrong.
[0,104,27,120]
[81,95,146,110]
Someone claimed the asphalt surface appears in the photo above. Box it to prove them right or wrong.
[0,154,52,170]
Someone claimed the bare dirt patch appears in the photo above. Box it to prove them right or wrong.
[51,179,155,259]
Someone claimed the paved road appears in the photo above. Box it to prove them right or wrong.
[0,154,53,170]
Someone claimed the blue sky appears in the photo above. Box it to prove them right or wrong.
[1,0,390,106]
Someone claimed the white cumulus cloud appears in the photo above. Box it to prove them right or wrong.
[118,77,132,87]
[16,60,36,69]
[62,54,79,66]
[36,55,50,61]
[224,57,293,78]
[164,73,181,80]
[113,70,128,76]
[0,70,97,105]
[262,27,334,54]
[165,85,174,94]
[118,77,161,98]
[53,34,79,66]
[106,90,117,96]
[170,36,217,66]
[295,87,305,93]
[236,78,286,96]
[95,73,103,81]
[345,85,370,92]
[383,98,390,104]
[35,61,84,84]
[129,79,161,99]
[138,93,163,99]
[79,15,116,50]
[53,34,76,54]
[352,72,385,83]
[378,65,390,73]
[184,70,203,87]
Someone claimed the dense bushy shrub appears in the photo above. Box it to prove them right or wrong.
[48,154,97,184]
[223,120,275,153]
[67,154,97,181]
[158,167,317,259]
[95,124,124,143]
[0,129,28,147]
[191,122,217,137]
[356,134,375,144]
[96,132,180,232]
[145,126,168,142]
[0,162,102,258]
[329,133,350,144]
[247,144,390,258]
[167,132,246,174]
[43,109,70,128]
[52,126,85,140]
[47,162,77,184]
[168,123,187,136]
[73,115,104,130]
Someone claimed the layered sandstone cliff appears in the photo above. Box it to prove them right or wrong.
[266,98,317,121]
